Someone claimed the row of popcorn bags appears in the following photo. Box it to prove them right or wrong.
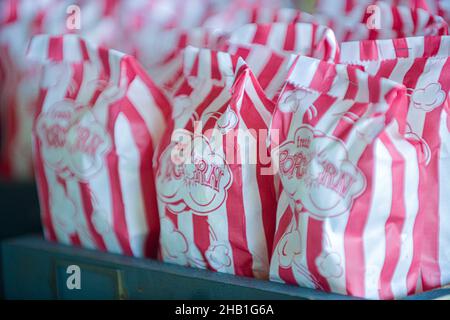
[2,0,450,299]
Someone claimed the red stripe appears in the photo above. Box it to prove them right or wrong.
[393,38,409,58]
[378,132,407,300]
[283,23,296,51]
[79,38,90,61]
[304,94,336,127]
[402,58,427,90]
[310,23,318,57]
[106,100,133,256]
[309,60,337,92]
[121,97,160,258]
[210,51,221,81]
[185,86,224,132]
[359,41,379,61]
[343,67,358,100]
[257,53,285,91]
[343,143,374,297]
[165,208,178,229]
[70,234,81,246]
[251,25,270,45]
[332,102,369,142]
[391,6,405,39]
[375,59,398,79]
[423,36,441,57]
[224,132,254,277]
[193,215,211,269]
[48,37,63,61]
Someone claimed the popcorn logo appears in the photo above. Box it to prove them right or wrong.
[160,217,189,263]
[205,242,232,271]
[276,125,365,219]
[156,133,232,215]
[412,83,446,112]
[316,252,343,279]
[278,89,308,113]
[216,106,238,134]
[36,100,111,180]
[160,217,208,268]
[277,226,302,268]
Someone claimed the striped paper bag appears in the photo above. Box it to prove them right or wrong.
[154,46,277,278]
[221,22,339,100]
[340,35,450,292]
[269,55,422,299]
[28,34,171,257]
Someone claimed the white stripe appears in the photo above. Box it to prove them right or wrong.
[238,120,269,279]
[44,167,72,244]
[127,77,166,148]
[294,23,313,55]
[437,36,450,57]
[288,56,317,88]
[438,110,450,285]
[264,56,293,100]
[243,74,272,126]
[76,62,100,107]
[229,24,257,45]
[363,140,392,299]
[387,125,420,298]
[63,35,83,62]
[398,6,414,36]
[406,58,446,137]
[65,178,96,249]
[88,165,123,254]
[245,46,274,78]
[266,24,287,50]
[406,37,425,58]
[115,114,148,257]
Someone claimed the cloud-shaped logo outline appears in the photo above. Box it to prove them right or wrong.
[276,125,366,220]
[411,83,446,112]
[156,133,233,216]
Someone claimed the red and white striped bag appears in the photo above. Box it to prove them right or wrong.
[28,34,171,257]
[0,0,127,180]
[154,46,277,278]
[221,22,339,100]
[340,35,450,291]
[269,55,422,299]
[226,22,339,62]
[0,0,56,180]
[313,1,448,42]
[203,6,317,33]
[134,27,225,94]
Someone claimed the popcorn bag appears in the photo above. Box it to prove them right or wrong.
[222,21,339,100]
[226,22,339,62]
[0,0,52,180]
[28,34,171,257]
[313,1,448,42]
[203,6,317,33]
[154,47,277,278]
[340,35,450,291]
[269,56,422,299]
